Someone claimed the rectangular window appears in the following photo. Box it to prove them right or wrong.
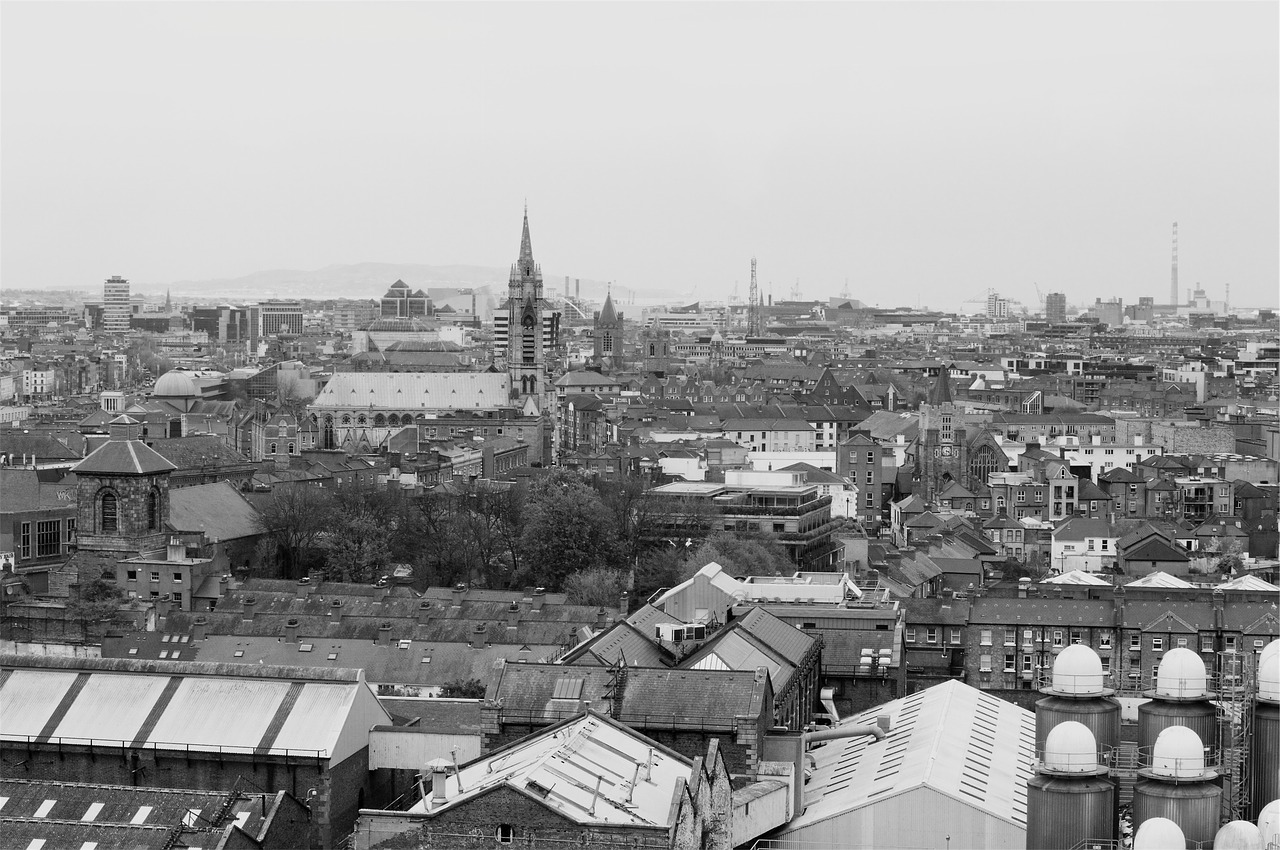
[1225,636,1238,650]
[1022,654,1033,672]
[865,471,873,484]
[1004,629,1016,646]
[1053,630,1064,647]
[172,571,183,582]
[905,627,916,643]
[36,520,60,558]
[1101,539,1109,551]
[1152,637,1164,652]
[1101,656,1111,674]
[1130,634,1141,650]
[926,628,938,643]
[979,654,992,672]
[1022,629,1033,645]
[172,593,182,608]
[980,629,993,646]
[1004,653,1016,673]
[865,493,874,508]
[1201,636,1214,653]
[950,628,961,645]
[126,569,137,581]
[66,518,76,542]
[18,522,30,559]
[1176,637,1187,648]
[1099,634,1112,649]
[1071,630,1082,645]
[150,571,160,583]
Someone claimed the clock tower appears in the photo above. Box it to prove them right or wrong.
[502,208,559,408]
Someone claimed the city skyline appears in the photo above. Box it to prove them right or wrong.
[2,2,1277,312]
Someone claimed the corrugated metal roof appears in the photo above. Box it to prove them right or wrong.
[313,372,511,411]
[407,712,692,828]
[52,672,172,743]
[272,683,355,755]
[780,680,1035,836]
[148,678,290,750]
[0,670,79,738]
[1126,571,1195,589]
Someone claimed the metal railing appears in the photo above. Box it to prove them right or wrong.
[494,708,740,732]
[0,734,327,760]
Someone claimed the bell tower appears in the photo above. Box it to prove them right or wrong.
[505,207,557,405]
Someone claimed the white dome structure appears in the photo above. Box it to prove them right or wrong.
[1150,725,1206,778]
[1133,817,1186,850]
[1213,820,1263,850]
[1259,800,1280,848]
[154,369,199,397]
[1043,721,1098,773]
[1258,640,1279,702]
[1154,648,1209,698]
[1051,644,1106,695]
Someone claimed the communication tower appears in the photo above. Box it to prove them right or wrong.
[1171,222,1179,306]
[747,257,762,337]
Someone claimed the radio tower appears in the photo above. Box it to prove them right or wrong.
[1170,222,1179,306]
[747,257,761,337]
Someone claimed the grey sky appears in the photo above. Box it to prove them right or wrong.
[2,1,1276,312]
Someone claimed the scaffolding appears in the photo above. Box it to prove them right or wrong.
[1215,650,1254,823]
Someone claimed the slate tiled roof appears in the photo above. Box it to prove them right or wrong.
[969,597,1115,627]
[147,435,254,472]
[71,438,177,476]
[488,661,769,729]
[167,481,262,541]
[735,606,818,662]
[560,621,676,668]
[1122,538,1190,563]
[313,372,511,411]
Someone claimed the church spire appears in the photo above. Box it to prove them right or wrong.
[599,288,618,325]
[518,205,534,271]
[927,364,954,405]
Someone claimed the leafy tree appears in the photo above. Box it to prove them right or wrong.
[563,567,630,609]
[438,678,486,699]
[325,513,391,583]
[687,530,790,578]
[519,469,619,589]
[256,484,334,578]
[68,574,127,640]
[632,546,690,607]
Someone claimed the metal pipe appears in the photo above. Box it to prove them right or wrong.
[804,723,885,746]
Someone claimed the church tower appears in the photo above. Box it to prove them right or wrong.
[592,289,623,371]
[504,208,557,404]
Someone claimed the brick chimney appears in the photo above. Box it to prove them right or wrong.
[506,602,520,630]
[531,587,546,612]
[377,622,393,646]
[295,577,313,599]
[418,600,433,625]
[469,622,487,648]
[241,596,257,622]
[285,618,299,643]
[193,615,208,641]
[618,590,629,617]
[595,608,607,629]
[451,583,467,608]
[1112,584,1125,627]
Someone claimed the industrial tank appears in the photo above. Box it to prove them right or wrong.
[1251,640,1279,820]
[1258,799,1280,848]
[1138,648,1218,753]
[1132,817,1186,850]
[1036,644,1121,754]
[1213,820,1264,850]
[1026,721,1116,850]
[1133,725,1222,846]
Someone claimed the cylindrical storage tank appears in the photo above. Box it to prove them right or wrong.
[1026,722,1116,850]
[1139,649,1217,759]
[1251,640,1279,821]
[1133,726,1221,846]
[1036,645,1121,754]
[1258,800,1280,848]
[1138,698,1217,754]
[1213,820,1264,850]
[1132,817,1185,850]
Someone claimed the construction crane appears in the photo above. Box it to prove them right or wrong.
[747,257,762,337]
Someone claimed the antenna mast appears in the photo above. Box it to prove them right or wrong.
[1170,222,1178,306]
[747,257,761,337]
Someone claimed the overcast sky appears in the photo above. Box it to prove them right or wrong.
[2,2,1277,312]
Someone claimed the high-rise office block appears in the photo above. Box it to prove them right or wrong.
[103,276,131,334]
[1045,292,1067,324]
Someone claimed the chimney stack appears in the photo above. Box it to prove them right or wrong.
[451,583,466,608]
[241,596,257,622]
[431,769,449,804]
[595,608,607,629]
[286,618,299,643]
[377,622,393,646]
[418,600,432,625]
[193,615,208,641]
[531,587,546,612]
[296,577,312,599]
[155,593,173,623]
[506,602,520,629]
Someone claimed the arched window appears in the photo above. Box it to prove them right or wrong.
[971,446,998,485]
[357,414,367,426]
[147,489,159,530]
[270,442,277,455]
[374,414,386,427]
[287,442,295,454]
[386,414,399,427]
[341,414,351,426]
[101,492,118,533]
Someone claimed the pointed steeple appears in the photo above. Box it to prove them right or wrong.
[518,205,534,271]
[599,288,618,325]
[927,364,953,405]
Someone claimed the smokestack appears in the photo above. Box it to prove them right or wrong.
[575,278,580,300]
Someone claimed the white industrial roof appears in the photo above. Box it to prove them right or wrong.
[1125,571,1195,589]
[781,679,1035,835]
[1043,569,1110,586]
[0,658,390,765]
[408,711,691,828]
[312,372,511,411]
[1219,574,1280,591]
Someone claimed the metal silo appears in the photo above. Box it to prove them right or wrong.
[1138,648,1218,753]
[1213,820,1265,850]
[1027,721,1117,850]
[1036,644,1121,754]
[1133,725,1222,846]
[1251,639,1279,821]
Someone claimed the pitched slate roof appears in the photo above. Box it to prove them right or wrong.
[1122,538,1190,564]
[313,372,511,410]
[167,481,262,542]
[71,438,177,476]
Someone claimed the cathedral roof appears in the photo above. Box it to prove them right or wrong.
[927,366,953,405]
